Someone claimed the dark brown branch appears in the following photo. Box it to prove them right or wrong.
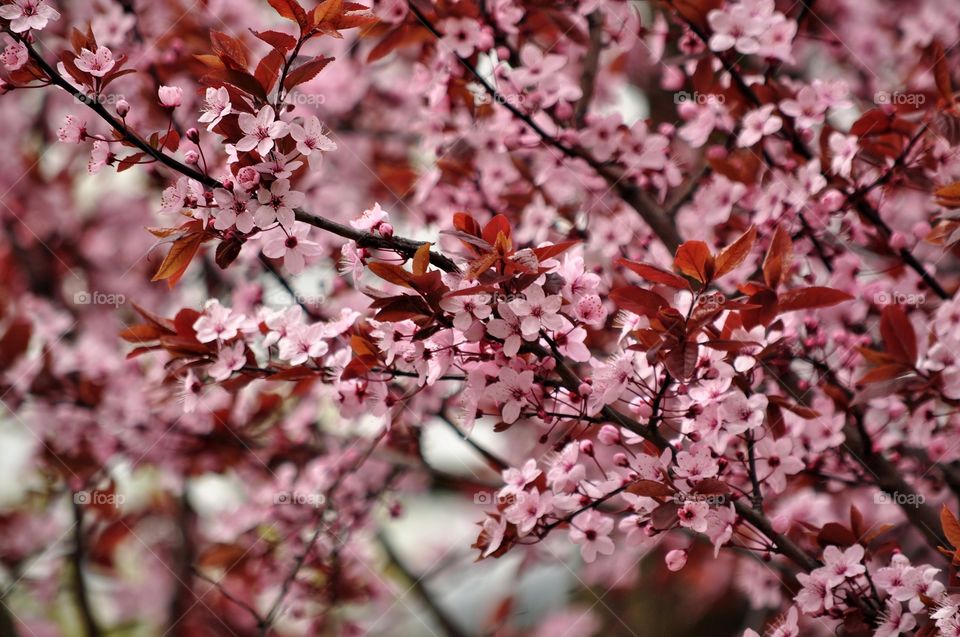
[574,11,604,126]
[70,498,102,637]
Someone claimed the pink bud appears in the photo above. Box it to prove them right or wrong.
[186,127,200,143]
[577,382,592,397]
[184,150,200,164]
[541,357,556,371]
[889,231,908,250]
[613,453,629,467]
[116,99,130,117]
[378,222,394,238]
[598,424,620,445]
[236,166,260,191]
[665,549,687,572]
[771,515,790,534]
[578,439,594,456]
[158,85,183,108]
[912,221,931,239]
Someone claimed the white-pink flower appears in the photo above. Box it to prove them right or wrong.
[237,105,289,156]
[737,104,782,147]
[261,224,322,274]
[440,289,492,332]
[487,367,534,424]
[1,42,27,70]
[0,0,60,33]
[569,511,614,563]
[255,178,304,231]
[193,300,246,343]
[350,202,389,231]
[505,488,553,536]
[198,86,231,131]
[57,115,86,144]
[509,285,563,339]
[158,85,183,108]
[828,131,858,178]
[87,141,109,174]
[208,341,246,381]
[289,115,336,157]
[75,46,115,77]
[278,323,328,366]
[500,459,541,498]
[821,543,866,588]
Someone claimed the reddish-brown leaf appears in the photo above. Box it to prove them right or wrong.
[932,41,956,108]
[249,29,298,50]
[211,31,248,70]
[481,214,512,246]
[0,318,31,371]
[282,56,334,91]
[618,259,691,290]
[412,243,431,276]
[942,505,960,549]
[673,241,714,284]
[610,286,669,318]
[367,261,415,288]
[777,287,853,313]
[268,0,308,27]
[531,240,579,262]
[255,48,286,95]
[762,225,793,289]
[714,225,756,277]
[880,304,917,365]
[626,480,675,498]
[152,233,204,288]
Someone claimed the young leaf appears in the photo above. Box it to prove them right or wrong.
[673,241,714,284]
[618,259,691,290]
[412,243,431,276]
[152,232,204,288]
[777,287,853,313]
[282,56,334,92]
[610,286,669,318]
[763,225,793,289]
[714,225,756,277]
[879,304,917,365]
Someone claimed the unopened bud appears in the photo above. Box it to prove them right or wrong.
[184,149,200,164]
[186,127,200,143]
[578,439,594,456]
[378,222,394,238]
[116,99,130,117]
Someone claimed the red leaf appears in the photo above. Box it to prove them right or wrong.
[880,305,917,365]
[282,56,334,92]
[531,240,579,262]
[211,31,249,70]
[250,29,298,51]
[481,214,512,246]
[673,241,714,284]
[268,0,308,27]
[626,480,675,497]
[777,287,853,313]
[610,286,669,318]
[255,48,286,94]
[762,225,793,289]
[152,233,205,288]
[618,259,691,290]
[715,225,756,277]
[942,505,960,549]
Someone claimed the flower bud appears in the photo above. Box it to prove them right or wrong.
[184,150,200,164]
[665,549,687,572]
[378,222,394,238]
[186,127,200,143]
[158,85,182,108]
[236,166,260,191]
[577,382,592,397]
[115,99,130,117]
[598,424,620,445]
[578,439,594,456]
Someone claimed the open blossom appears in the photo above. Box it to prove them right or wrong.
[278,323,329,365]
[208,341,246,381]
[193,300,246,343]
[87,141,110,174]
[569,511,614,563]
[255,178,304,231]
[261,224,323,275]
[74,46,115,77]
[439,287,492,332]
[57,114,86,143]
[488,367,534,424]
[1,42,27,70]
[509,285,564,339]
[237,105,289,156]
[350,202,389,231]
[754,437,804,494]
[212,187,254,233]
[289,116,336,157]
[737,105,782,147]
[440,17,484,57]
[198,86,230,131]
[0,0,60,32]
[504,488,553,536]
[828,131,858,178]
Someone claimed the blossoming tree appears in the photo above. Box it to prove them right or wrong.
[3,0,960,635]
